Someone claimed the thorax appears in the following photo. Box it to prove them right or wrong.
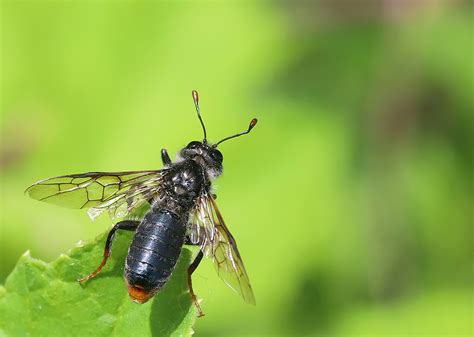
[153,159,210,217]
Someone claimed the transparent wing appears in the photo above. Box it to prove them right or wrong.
[189,193,256,304]
[25,170,165,220]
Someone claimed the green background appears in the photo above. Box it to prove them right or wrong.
[1,1,472,336]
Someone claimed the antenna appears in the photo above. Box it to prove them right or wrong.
[192,90,207,143]
[215,118,258,147]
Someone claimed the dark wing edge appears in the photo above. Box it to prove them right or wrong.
[25,170,165,220]
[189,193,256,305]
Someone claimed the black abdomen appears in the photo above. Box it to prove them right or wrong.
[124,209,186,302]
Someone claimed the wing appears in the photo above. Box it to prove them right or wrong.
[189,193,256,304]
[25,170,165,220]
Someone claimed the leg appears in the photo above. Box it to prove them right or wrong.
[161,148,172,166]
[188,250,204,317]
[78,220,139,282]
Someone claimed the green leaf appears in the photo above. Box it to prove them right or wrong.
[0,230,197,337]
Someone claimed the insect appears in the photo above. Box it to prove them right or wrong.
[26,90,257,316]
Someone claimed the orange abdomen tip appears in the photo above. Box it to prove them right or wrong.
[127,283,155,304]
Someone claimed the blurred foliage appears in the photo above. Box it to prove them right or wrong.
[0,230,196,337]
[0,1,472,336]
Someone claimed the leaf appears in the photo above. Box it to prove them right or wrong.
[0,230,198,337]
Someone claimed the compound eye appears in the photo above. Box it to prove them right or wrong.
[212,149,223,163]
[187,141,201,149]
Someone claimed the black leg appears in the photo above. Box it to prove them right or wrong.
[161,148,172,166]
[78,220,139,282]
[188,250,205,317]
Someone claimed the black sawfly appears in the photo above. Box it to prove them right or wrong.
[25,90,257,316]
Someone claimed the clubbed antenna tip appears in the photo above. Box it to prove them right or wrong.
[249,118,258,130]
[192,90,199,104]
[192,90,207,142]
[215,118,258,147]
